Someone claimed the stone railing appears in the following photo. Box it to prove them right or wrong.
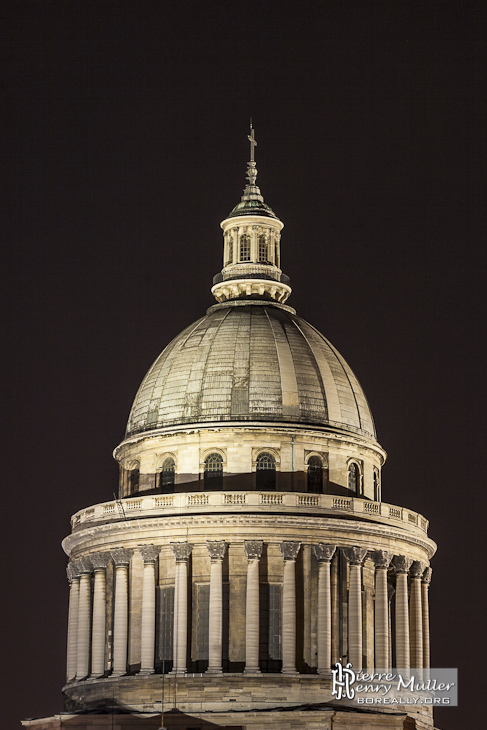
[71,492,429,535]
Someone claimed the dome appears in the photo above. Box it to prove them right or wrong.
[227,197,278,219]
[126,300,376,440]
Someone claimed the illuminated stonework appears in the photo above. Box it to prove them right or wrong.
[23,132,438,730]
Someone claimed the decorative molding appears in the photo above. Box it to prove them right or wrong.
[341,546,368,566]
[392,555,413,574]
[138,544,161,564]
[370,549,393,569]
[110,547,134,566]
[66,562,79,583]
[312,543,336,562]
[279,541,301,561]
[244,540,263,560]
[171,542,193,563]
[207,540,227,561]
[90,551,111,571]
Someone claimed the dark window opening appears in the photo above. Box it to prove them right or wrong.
[160,458,175,492]
[307,456,323,493]
[348,463,360,494]
[256,452,276,490]
[129,465,139,494]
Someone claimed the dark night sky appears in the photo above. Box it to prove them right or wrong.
[2,2,486,728]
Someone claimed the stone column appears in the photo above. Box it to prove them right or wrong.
[171,542,193,674]
[392,555,413,672]
[422,567,432,680]
[279,541,301,674]
[90,552,111,678]
[371,550,392,670]
[66,563,80,681]
[75,557,92,680]
[342,547,368,670]
[244,540,263,674]
[387,582,395,669]
[206,541,227,674]
[139,545,160,675]
[313,544,336,674]
[410,561,424,677]
[110,548,133,677]
[330,553,340,665]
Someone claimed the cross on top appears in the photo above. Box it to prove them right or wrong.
[248,121,257,163]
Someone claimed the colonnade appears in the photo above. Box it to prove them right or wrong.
[65,542,432,681]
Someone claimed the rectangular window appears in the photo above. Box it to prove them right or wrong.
[197,584,210,660]
[226,238,233,265]
[240,236,251,262]
[259,237,267,261]
[156,586,174,664]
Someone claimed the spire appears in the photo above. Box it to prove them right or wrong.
[227,123,277,219]
[212,126,292,306]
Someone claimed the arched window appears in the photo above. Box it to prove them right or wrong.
[240,235,251,262]
[258,234,267,262]
[348,462,360,494]
[204,453,223,489]
[307,456,323,493]
[256,452,276,490]
[129,464,139,494]
[373,469,380,502]
[160,457,175,491]
[274,241,279,267]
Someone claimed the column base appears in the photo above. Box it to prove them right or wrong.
[205,668,223,674]
[169,668,187,675]
[139,668,155,676]
[244,667,261,674]
[281,668,299,675]
[111,671,127,678]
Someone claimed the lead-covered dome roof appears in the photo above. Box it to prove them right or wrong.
[126,301,376,440]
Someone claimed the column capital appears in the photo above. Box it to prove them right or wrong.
[422,566,432,585]
[207,540,227,561]
[74,556,92,575]
[110,547,134,566]
[139,544,161,564]
[280,541,301,561]
[90,551,111,571]
[171,542,193,563]
[341,546,368,566]
[313,543,336,562]
[66,562,80,583]
[392,555,413,574]
[410,560,426,579]
[244,540,263,560]
[370,550,393,569]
